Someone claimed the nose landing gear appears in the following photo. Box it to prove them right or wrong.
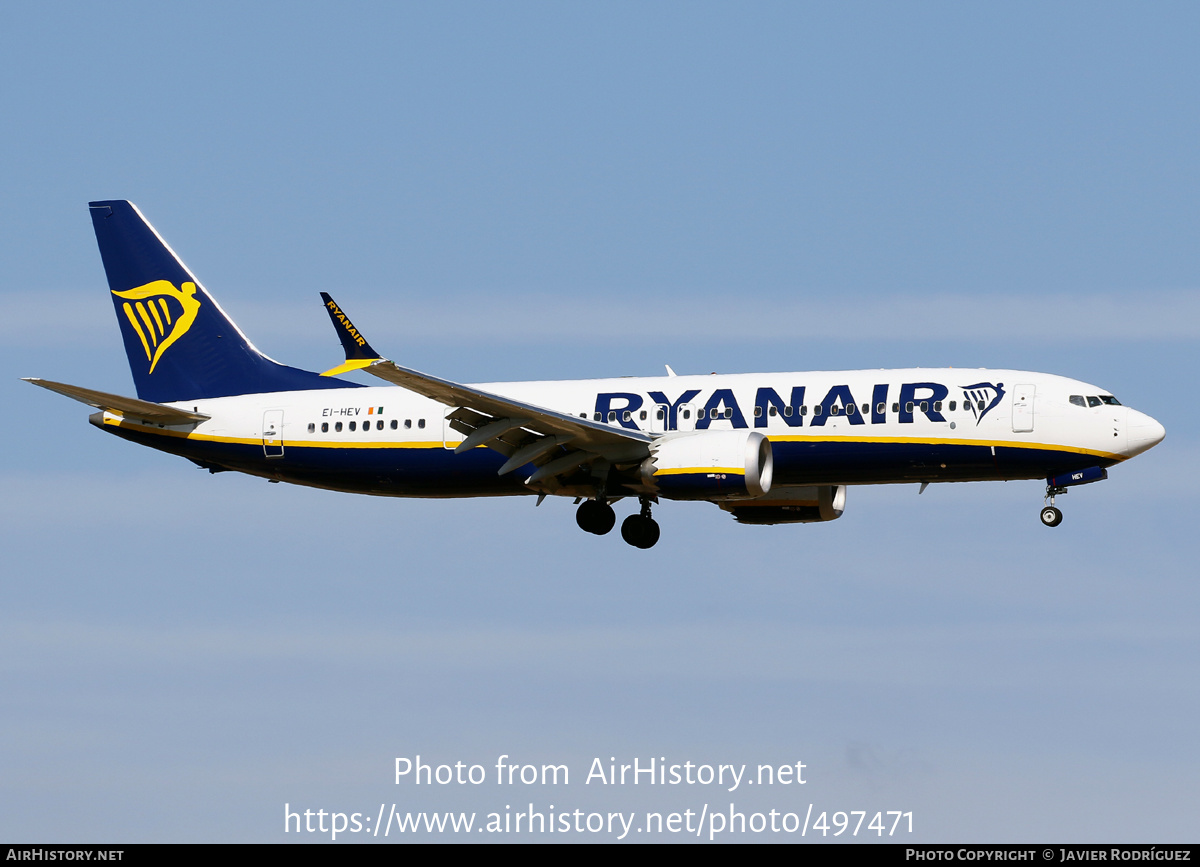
[1040,505,1063,527]
[1040,483,1066,527]
[621,497,661,549]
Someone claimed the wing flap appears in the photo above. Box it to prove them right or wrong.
[317,293,653,487]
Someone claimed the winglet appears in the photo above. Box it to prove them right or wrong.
[319,292,384,376]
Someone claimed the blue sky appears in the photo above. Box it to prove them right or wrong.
[2,1,1198,842]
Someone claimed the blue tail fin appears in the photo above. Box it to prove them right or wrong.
[89,200,359,402]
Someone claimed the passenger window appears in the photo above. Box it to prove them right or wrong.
[349,421,356,431]
[724,407,732,419]
[783,406,792,417]
[593,412,602,421]
[321,422,329,433]
[656,408,665,420]
[933,401,942,412]
[800,406,807,416]
[876,402,886,414]
[861,404,869,415]
[905,401,914,413]
[845,403,855,416]
[607,411,616,422]
[768,406,777,417]
[405,419,412,429]
[920,401,928,412]
[307,423,315,433]
[335,422,343,432]
[639,410,647,420]
[377,420,384,430]
[949,401,956,411]
[1070,395,1086,407]
[892,403,900,413]
[813,405,823,416]
[622,411,631,422]
[754,406,763,418]
[418,419,426,429]
[1087,396,1102,408]
[681,409,691,420]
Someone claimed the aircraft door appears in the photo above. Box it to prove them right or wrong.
[676,403,697,432]
[443,407,464,450]
[1012,384,1035,433]
[262,410,284,457]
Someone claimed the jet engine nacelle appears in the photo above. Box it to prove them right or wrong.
[642,430,773,500]
[722,485,847,524]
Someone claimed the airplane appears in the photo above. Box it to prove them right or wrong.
[25,200,1166,549]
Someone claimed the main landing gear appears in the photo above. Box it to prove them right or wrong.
[621,498,661,549]
[1040,483,1065,527]
[575,498,616,535]
[575,496,660,548]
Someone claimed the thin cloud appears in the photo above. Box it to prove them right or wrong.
[5,289,1200,348]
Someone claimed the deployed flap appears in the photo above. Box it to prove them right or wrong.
[23,378,209,425]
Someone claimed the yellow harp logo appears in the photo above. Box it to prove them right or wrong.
[112,280,202,374]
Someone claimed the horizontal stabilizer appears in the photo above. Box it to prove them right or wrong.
[23,378,209,425]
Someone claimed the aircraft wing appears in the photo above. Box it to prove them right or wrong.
[318,294,651,485]
[23,378,210,425]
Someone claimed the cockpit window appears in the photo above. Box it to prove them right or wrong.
[1087,396,1102,408]
[1099,395,1122,406]
[1069,395,1086,407]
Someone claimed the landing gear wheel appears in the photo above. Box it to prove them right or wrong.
[1040,506,1063,527]
[576,499,616,535]
[621,514,660,549]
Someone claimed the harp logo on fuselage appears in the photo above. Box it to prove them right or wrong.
[960,381,1005,425]
[112,280,202,374]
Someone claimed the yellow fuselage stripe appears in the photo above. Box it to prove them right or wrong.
[654,467,746,476]
[102,417,1126,461]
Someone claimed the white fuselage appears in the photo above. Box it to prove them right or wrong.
[96,367,1165,499]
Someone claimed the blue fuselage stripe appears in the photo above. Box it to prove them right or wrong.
[103,425,1115,496]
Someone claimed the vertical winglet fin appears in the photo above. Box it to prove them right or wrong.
[319,293,384,376]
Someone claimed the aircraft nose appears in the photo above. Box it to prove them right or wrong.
[1126,409,1165,457]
